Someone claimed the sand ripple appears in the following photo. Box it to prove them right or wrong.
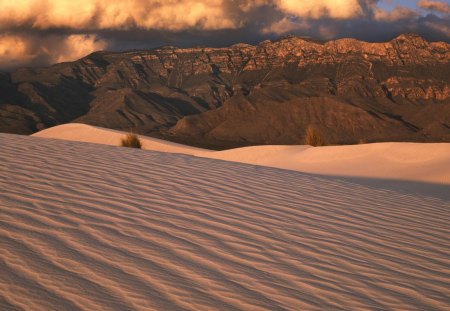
[1,134,449,310]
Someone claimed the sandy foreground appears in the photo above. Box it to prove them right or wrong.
[1,131,449,310]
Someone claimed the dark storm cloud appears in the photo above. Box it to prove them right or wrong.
[0,0,449,70]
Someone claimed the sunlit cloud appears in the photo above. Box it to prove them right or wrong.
[54,34,109,63]
[417,0,450,15]
[275,0,363,19]
[262,17,310,35]
[0,0,237,31]
[240,0,364,19]
[0,33,107,69]
[374,6,420,21]
[0,34,33,68]
[0,0,449,69]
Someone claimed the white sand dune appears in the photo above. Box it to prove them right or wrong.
[33,124,450,184]
[1,133,449,310]
[32,123,208,156]
[205,143,450,185]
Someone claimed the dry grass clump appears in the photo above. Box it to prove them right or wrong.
[304,125,326,147]
[121,133,142,149]
[358,138,368,144]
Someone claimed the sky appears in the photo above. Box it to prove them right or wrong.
[0,0,449,70]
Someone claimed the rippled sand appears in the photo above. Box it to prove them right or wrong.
[1,133,449,310]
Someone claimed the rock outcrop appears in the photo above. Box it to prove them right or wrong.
[1,34,449,147]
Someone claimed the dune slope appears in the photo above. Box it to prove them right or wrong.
[32,123,208,155]
[204,143,450,185]
[33,124,450,184]
[1,134,449,310]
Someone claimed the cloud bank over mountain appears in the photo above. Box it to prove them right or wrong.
[0,0,449,69]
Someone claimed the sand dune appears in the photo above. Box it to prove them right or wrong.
[1,133,449,310]
[205,143,450,185]
[33,124,450,184]
[32,123,208,155]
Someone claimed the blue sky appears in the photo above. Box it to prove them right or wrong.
[379,0,450,11]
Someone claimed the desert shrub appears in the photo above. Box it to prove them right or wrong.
[304,125,326,146]
[358,138,367,144]
[121,133,142,149]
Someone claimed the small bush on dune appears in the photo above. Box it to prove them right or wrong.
[304,125,326,147]
[121,133,142,149]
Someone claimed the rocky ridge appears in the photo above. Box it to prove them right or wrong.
[1,33,449,147]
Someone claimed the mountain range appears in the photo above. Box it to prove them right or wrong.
[1,33,449,148]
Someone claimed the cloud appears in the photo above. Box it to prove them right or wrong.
[423,20,450,38]
[274,0,363,19]
[0,33,107,69]
[239,0,271,12]
[0,0,367,33]
[261,17,310,34]
[374,6,420,21]
[417,0,450,15]
[0,1,449,69]
[0,0,237,31]
[240,0,365,19]
[54,34,109,63]
[0,34,32,69]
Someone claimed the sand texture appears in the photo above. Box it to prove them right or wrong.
[1,133,449,310]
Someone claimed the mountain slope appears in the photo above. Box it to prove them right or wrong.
[1,34,449,147]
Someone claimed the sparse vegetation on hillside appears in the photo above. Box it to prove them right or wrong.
[121,133,142,149]
[304,125,326,147]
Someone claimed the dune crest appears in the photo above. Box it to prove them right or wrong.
[206,143,450,185]
[33,124,450,184]
[32,123,208,155]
